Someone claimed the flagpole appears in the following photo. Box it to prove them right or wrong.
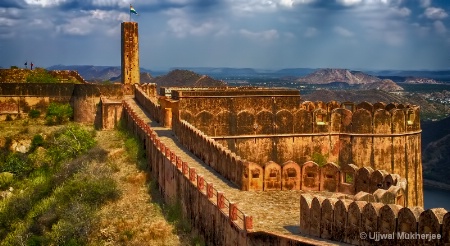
[129,4,131,22]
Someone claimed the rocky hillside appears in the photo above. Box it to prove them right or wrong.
[423,133,450,185]
[296,68,381,84]
[150,69,226,88]
[359,79,404,91]
[108,72,153,84]
[48,65,121,81]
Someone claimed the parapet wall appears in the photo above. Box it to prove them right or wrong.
[0,83,123,127]
[175,98,423,207]
[134,84,162,123]
[174,119,407,207]
[299,194,450,245]
[122,101,252,245]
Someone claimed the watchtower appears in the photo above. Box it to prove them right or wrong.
[121,22,140,86]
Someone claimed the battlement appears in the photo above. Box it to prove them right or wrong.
[299,193,450,245]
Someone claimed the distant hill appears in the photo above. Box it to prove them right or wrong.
[108,72,153,84]
[422,117,450,184]
[150,69,226,88]
[47,65,159,83]
[48,65,121,81]
[359,79,403,91]
[297,68,381,84]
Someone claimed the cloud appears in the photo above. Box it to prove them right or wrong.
[239,29,280,40]
[334,26,353,37]
[336,0,362,6]
[55,10,128,36]
[434,20,447,34]
[167,17,222,38]
[424,7,448,20]
[420,0,431,8]
[304,27,318,37]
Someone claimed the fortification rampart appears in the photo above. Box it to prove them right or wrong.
[299,194,450,245]
[172,94,423,207]
[134,84,162,123]
[122,101,253,245]
[0,68,88,84]
[0,83,123,127]
[174,119,407,206]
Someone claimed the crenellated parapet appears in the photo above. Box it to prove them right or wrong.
[134,84,162,123]
[299,194,450,245]
[174,118,408,206]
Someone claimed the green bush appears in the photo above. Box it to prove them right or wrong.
[45,103,73,125]
[47,125,96,164]
[1,152,32,176]
[0,172,14,189]
[30,134,45,152]
[26,69,58,83]
[312,152,328,167]
[28,109,41,119]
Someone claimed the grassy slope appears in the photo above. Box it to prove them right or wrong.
[0,119,194,245]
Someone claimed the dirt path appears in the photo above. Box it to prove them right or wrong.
[88,130,190,246]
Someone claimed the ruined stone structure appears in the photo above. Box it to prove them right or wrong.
[121,22,140,90]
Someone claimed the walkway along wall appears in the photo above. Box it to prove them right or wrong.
[172,97,423,207]
[122,100,341,246]
[173,118,411,207]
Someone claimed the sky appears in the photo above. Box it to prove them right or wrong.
[0,0,450,71]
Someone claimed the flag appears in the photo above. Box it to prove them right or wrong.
[130,5,138,15]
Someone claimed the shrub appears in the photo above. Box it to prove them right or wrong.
[1,152,32,176]
[47,125,96,164]
[28,109,41,119]
[30,134,45,152]
[0,172,14,189]
[312,152,328,167]
[5,114,13,121]
[26,69,58,83]
[45,103,73,125]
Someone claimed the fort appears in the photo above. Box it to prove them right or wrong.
[0,22,448,245]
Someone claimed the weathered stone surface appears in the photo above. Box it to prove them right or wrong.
[263,161,281,191]
[418,208,447,245]
[301,161,320,191]
[339,163,358,195]
[300,194,313,235]
[321,198,338,240]
[310,196,326,237]
[361,202,384,246]
[379,204,403,246]
[398,206,423,245]
[333,199,351,242]
[346,201,367,245]
[320,162,340,192]
[281,161,301,190]
[355,167,374,193]
[354,191,376,203]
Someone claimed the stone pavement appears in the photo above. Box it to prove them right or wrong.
[125,97,350,245]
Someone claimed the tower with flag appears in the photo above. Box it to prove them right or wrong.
[121,18,140,88]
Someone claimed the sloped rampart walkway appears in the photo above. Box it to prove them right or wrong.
[125,97,348,245]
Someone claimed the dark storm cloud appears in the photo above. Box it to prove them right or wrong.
[0,0,25,8]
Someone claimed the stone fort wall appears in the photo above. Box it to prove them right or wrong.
[299,194,449,245]
[0,83,123,128]
[132,85,423,207]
